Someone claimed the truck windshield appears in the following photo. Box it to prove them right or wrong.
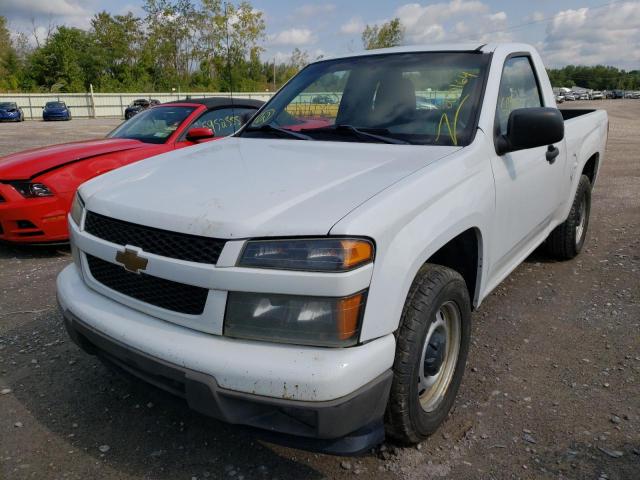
[108,106,195,144]
[243,52,489,146]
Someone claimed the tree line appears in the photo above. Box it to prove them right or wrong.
[0,0,310,93]
[1,10,639,93]
[546,65,640,91]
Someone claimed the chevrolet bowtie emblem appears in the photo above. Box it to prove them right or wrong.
[115,247,148,273]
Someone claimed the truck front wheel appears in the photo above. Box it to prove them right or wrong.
[385,264,471,444]
[546,174,592,260]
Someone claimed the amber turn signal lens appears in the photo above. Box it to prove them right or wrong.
[340,240,374,269]
[337,292,365,340]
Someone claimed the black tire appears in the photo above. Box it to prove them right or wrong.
[546,174,592,260]
[385,263,471,444]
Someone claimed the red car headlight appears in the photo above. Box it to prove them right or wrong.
[11,182,53,198]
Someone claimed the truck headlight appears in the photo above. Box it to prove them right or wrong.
[70,193,85,227]
[11,182,53,198]
[224,291,366,347]
[238,238,374,271]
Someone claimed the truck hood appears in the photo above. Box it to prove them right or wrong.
[81,137,459,238]
[0,138,146,180]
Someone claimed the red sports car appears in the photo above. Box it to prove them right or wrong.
[0,97,263,244]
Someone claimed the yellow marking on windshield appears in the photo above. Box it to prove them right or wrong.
[435,94,470,146]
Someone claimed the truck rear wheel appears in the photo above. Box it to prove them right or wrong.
[546,174,592,260]
[385,264,471,444]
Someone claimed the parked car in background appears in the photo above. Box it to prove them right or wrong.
[555,94,565,104]
[578,93,590,100]
[43,101,72,121]
[613,90,625,99]
[0,102,25,122]
[590,91,604,100]
[310,95,338,104]
[416,95,439,109]
[628,91,640,99]
[124,98,160,120]
[58,43,608,454]
[0,97,263,243]
[564,93,576,101]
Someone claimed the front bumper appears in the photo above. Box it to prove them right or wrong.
[43,113,70,121]
[57,264,395,449]
[0,185,71,243]
[62,307,391,452]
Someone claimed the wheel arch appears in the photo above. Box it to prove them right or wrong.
[424,227,483,309]
[582,152,599,185]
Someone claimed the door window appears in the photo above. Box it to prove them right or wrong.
[191,107,257,137]
[496,57,542,134]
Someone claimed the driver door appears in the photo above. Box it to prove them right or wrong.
[488,55,566,279]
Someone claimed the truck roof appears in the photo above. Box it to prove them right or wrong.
[315,43,534,63]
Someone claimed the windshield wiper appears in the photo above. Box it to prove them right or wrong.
[300,124,409,145]
[245,124,313,141]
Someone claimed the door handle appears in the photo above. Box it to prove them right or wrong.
[546,145,559,164]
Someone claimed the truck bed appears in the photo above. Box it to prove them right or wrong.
[560,109,597,121]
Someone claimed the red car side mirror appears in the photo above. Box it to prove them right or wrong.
[186,127,215,142]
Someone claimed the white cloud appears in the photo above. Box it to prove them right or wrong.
[294,4,336,18]
[340,17,364,35]
[395,1,510,44]
[3,0,93,26]
[4,0,95,41]
[3,0,93,19]
[271,48,328,64]
[268,28,317,46]
[529,11,545,22]
[541,2,640,68]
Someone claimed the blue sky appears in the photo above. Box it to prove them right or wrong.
[3,0,640,69]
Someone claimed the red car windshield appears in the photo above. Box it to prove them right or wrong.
[108,106,196,144]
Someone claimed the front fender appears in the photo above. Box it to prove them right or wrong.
[331,136,495,342]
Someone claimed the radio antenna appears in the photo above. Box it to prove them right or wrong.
[224,2,237,134]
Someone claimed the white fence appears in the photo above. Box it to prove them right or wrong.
[0,92,275,119]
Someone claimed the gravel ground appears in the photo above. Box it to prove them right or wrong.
[1,101,639,479]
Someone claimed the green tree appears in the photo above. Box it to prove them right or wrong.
[195,0,265,91]
[362,18,404,50]
[0,16,20,91]
[91,12,151,90]
[547,65,640,90]
[25,26,95,91]
[143,0,199,88]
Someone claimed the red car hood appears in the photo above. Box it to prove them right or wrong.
[0,138,146,180]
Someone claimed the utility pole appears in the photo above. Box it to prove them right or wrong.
[273,59,276,91]
[89,83,96,118]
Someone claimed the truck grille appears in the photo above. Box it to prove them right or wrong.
[84,211,226,264]
[86,254,208,315]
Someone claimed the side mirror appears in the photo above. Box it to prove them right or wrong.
[496,107,564,155]
[240,111,255,125]
[186,127,215,142]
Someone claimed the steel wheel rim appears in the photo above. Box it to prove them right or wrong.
[418,301,461,412]
[575,195,587,246]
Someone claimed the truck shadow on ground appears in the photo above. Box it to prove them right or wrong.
[0,242,70,260]
[3,312,328,480]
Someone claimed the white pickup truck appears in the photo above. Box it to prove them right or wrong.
[57,43,608,454]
